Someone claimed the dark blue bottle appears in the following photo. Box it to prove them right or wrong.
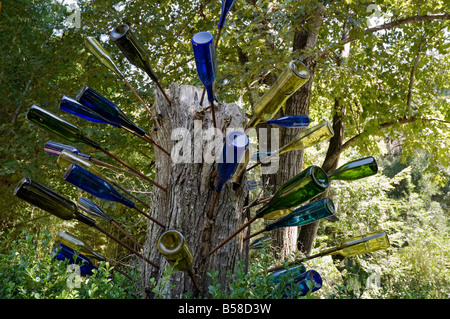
[59,95,120,127]
[263,115,310,128]
[192,32,217,103]
[53,243,98,276]
[216,131,249,192]
[218,0,237,29]
[76,85,146,136]
[63,163,135,208]
[277,269,323,298]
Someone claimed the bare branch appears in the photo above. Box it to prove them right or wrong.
[327,116,450,164]
[320,13,450,59]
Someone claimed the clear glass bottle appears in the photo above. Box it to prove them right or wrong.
[84,36,124,79]
[56,231,106,261]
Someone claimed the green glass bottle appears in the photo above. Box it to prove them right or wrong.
[26,105,100,150]
[256,166,329,220]
[84,36,124,79]
[14,177,77,221]
[110,24,158,83]
[157,229,195,276]
[324,231,390,258]
[268,231,390,273]
[246,60,310,129]
[276,121,334,157]
[56,231,106,261]
[328,156,378,181]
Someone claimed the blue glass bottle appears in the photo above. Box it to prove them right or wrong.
[261,115,310,128]
[59,95,120,127]
[216,131,249,192]
[76,86,146,136]
[279,269,323,298]
[218,0,237,29]
[44,141,91,159]
[270,264,307,285]
[63,163,135,208]
[192,32,217,103]
[52,243,98,276]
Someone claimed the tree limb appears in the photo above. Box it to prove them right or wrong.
[327,116,450,164]
[320,13,450,59]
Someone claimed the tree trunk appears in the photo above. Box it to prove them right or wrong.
[297,100,346,253]
[265,4,324,259]
[297,18,349,255]
[141,83,249,298]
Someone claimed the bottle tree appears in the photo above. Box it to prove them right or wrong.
[7,0,449,300]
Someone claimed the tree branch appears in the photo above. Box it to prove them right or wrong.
[327,116,450,164]
[320,13,450,59]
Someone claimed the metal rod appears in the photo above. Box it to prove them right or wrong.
[208,215,258,257]
[108,178,150,209]
[112,265,133,281]
[90,158,142,179]
[155,80,172,106]
[143,133,170,156]
[189,274,200,293]
[121,126,170,157]
[94,224,159,269]
[111,220,144,250]
[123,77,153,117]
[242,228,265,242]
[210,100,217,129]
[266,249,336,273]
[133,206,166,229]
[207,192,219,220]
[97,146,167,192]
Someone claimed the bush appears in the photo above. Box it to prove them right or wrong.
[0,229,141,299]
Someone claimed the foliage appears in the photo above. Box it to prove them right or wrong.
[207,248,317,299]
[0,229,141,299]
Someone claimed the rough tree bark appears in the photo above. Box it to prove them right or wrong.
[297,19,350,255]
[141,84,250,299]
[265,4,325,260]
